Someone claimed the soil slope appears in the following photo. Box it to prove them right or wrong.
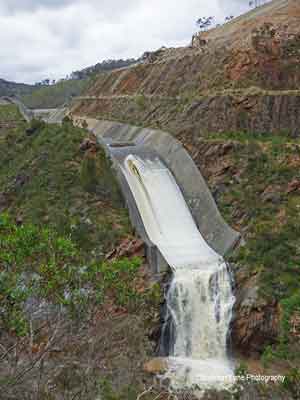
[72,0,300,137]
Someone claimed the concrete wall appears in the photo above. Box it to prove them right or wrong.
[0,97,11,105]
[2,97,33,122]
[32,108,67,124]
[1,98,67,125]
[73,117,241,273]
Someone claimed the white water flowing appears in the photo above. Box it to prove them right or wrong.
[122,155,235,390]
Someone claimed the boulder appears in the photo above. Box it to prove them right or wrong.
[143,358,168,374]
[79,138,97,152]
[286,178,300,194]
[105,238,144,260]
[231,271,280,355]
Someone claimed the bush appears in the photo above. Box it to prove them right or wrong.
[25,118,46,136]
[0,213,142,335]
[80,152,99,193]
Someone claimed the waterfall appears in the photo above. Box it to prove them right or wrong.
[122,155,235,390]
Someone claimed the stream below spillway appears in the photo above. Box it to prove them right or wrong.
[121,154,235,391]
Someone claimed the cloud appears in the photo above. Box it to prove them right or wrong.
[219,0,251,16]
[0,0,249,83]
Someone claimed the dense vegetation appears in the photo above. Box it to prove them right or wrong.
[0,115,130,255]
[0,213,143,337]
[21,79,89,109]
[1,58,139,109]
[2,103,300,397]
[71,57,138,80]
[0,106,163,399]
[202,131,300,392]
[0,104,23,123]
[0,78,34,98]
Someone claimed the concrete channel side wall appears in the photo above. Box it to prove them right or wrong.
[73,116,241,274]
[111,151,169,274]
[2,98,67,125]
[32,108,67,124]
[3,98,67,125]
[3,97,33,122]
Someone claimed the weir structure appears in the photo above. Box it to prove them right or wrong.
[72,117,241,275]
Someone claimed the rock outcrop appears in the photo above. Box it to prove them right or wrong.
[71,0,300,137]
[231,271,280,356]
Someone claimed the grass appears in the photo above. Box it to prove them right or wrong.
[205,134,300,367]
[0,116,163,399]
[21,79,89,109]
[0,104,23,122]
[0,212,144,336]
[219,140,300,295]
[205,130,297,143]
[0,118,131,257]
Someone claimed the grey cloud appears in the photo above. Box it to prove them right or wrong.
[0,1,251,83]
[0,0,140,19]
[219,0,272,16]
[0,0,74,14]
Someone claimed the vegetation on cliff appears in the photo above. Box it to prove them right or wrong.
[185,131,300,395]
[0,115,131,255]
[0,106,162,399]
[0,58,139,109]
[0,104,23,123]
[21,79,89,109]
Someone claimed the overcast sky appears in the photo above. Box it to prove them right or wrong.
[0,0,251,84]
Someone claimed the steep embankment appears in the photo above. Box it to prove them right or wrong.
[0,103,25,132]
[0,119,130,252]
[72,0,300,137]
[0,78,34,98]
[21,79,89,109]
[187,131,300,395]
[0,60,139,110]
[0,106,162,400]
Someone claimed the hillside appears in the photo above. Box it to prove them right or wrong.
[0,59,139,110]
[21,79,89,109]
[72,0,300,137]
[1,109,300,398]
[0,103,24,131]
[1,0,300,398]
[69,0,300,397]
[0,77,85,109]
[0,105,163,400]
[0,78,34,98]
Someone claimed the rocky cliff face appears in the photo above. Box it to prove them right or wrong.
[72,0,300,137]
[72,93,300,138]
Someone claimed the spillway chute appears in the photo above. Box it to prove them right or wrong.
[121,154,235,391]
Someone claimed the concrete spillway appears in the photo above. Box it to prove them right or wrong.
[71,117,240,390]
[121,154,235,390]
[72,117,241,269]
[122,155,219,269]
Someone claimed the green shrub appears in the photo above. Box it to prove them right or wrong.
[135,94,147,110]
[0,213,142,335]
[25,118,46,136]
[281,293,300,339]
[80,153,99,193]
[282,368,300,397]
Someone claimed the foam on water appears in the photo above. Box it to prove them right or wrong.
[122,155,235,390]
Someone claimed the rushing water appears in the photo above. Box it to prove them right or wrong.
[122,155,235,390]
